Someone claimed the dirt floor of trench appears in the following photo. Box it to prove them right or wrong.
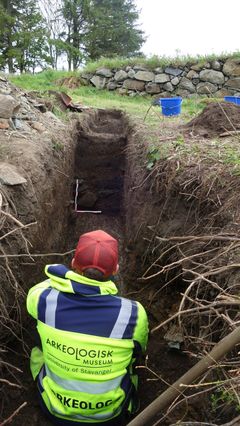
[1,100,240,426]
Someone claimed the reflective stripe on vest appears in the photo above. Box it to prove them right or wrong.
[110,298,133,338]
[39,366,120,420]
[71,410,121,421]
[44,289,135,339]
[45,289,59,327]
[38,366,44,393]
[45,365,124,394]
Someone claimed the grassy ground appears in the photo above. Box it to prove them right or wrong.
[11,70,235,170]
[9,70,208,129]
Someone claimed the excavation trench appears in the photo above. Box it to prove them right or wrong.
[0,113,111,415]
[1,109,130,425]
[69,109,127,274]
[3,106,238,425]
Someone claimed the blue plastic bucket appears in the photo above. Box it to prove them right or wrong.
[224,96,240,105]
[159,97,182,116]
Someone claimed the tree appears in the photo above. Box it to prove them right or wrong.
[61,0,90,70]
[0,0,50,73]
[0,0,18,72]
[39,0,65,69]
[85,0,145,60]
[15,1,51,72]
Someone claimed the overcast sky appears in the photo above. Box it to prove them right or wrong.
[135,0,240,57]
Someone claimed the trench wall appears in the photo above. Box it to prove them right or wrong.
[0,109,130,343]
[0,127,75,342]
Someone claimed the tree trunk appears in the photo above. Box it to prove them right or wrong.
[7,56,14,73]
[68,56,72,71]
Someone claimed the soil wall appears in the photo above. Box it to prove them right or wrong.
[0,117,75,342]
[124,121,240,337]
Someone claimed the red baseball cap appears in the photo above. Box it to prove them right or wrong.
[72,230,118,277]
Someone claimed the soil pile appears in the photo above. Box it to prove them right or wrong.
[56,76,85,88]
[183,102,240,138]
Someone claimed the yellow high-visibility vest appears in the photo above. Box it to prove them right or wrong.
[27,264,148,423]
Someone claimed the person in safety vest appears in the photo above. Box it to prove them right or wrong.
[26,229,148,426]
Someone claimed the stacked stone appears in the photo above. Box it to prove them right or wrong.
[81,57,240,98]
[0,75,66,186]
[0,75,66,133]
[0,75,45,131]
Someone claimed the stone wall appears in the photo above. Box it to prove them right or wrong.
[81,57,240,98]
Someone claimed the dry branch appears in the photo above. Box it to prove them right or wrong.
[0,221,37,242]
[220,414,240,426]
[143,227,240,423]
[156,234,240,242]
[127,326,240,426]
[0,249,75,258]
[1,402,27,425]
[151,299,240,334]
[0,378,22,388]
[220,130,240,137]
[0,210,27,227]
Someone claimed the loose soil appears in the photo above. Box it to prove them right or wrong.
[182,101,240,138]
[1,88,240,426]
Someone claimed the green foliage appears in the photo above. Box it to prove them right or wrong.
[0,2,17,71]
[9,69,75,90]
[83,51,240,73]
[61,0,90,70]
[182,97,207,117]
[83,56,142,73]
[52,138,65,152]
[85,0,145,60]
[146,147,161,170]
[174,135,185,147]
[82,53,195,73]
[0,0,50,72]
[52,105,70,122]
[222,146,240,175]
[15,2,51,72]
[211,387,240,413]
[146,145,170,170]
